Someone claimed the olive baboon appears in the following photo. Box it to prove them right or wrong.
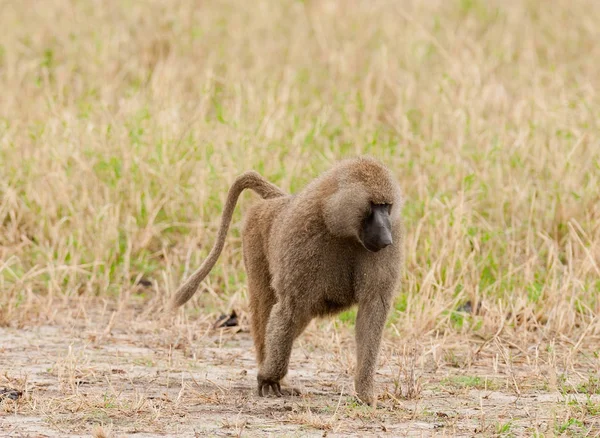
[171,156,404,405]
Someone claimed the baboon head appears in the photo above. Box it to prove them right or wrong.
[322,157,401,252]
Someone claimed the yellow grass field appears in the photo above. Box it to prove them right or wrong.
[1,0,599,436]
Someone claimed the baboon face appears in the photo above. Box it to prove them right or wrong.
[359,202,393,252]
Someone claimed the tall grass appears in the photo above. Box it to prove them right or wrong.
[1,0,598,339]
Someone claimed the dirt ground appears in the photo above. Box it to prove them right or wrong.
[2,302,600,437]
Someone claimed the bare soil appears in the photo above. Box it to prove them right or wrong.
[2,303,600,437]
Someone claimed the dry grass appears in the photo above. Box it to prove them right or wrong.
[1,0,599,436]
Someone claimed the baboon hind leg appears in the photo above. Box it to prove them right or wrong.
[257,299,312,397]
[243,232,277,367]
[247,266,277,366]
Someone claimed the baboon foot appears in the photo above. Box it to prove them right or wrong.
[257,375,301,397]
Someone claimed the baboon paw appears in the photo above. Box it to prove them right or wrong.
[257,376,301,398]
[257,376,283,397]
[355,391,376,407]
[356,396,376,407]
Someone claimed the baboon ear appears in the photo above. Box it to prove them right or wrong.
[322,184,369,238]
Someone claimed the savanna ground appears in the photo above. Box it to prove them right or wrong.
[1,0,599,436]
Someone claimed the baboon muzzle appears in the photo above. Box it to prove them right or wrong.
[360,204,393,252]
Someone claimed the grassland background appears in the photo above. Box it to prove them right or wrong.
[0,0,599,435]
[1,0,598,334]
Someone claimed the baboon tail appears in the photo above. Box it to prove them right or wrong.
[170,171,285,309]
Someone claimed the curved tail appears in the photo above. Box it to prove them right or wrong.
[170,171,285,309]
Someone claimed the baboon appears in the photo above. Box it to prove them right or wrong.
[171,156,404,405]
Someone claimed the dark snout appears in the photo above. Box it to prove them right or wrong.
[360,204,393,252]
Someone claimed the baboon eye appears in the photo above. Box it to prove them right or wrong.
[371,202,392,214]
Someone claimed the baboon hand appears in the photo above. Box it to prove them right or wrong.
[257,375,283,397]
[355,380,376,406]
[356,391,376,407]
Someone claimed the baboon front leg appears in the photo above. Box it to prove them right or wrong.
[354,294,392,406]
[257,301,310,397]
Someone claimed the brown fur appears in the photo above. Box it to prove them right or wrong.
[171,156,404,405]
